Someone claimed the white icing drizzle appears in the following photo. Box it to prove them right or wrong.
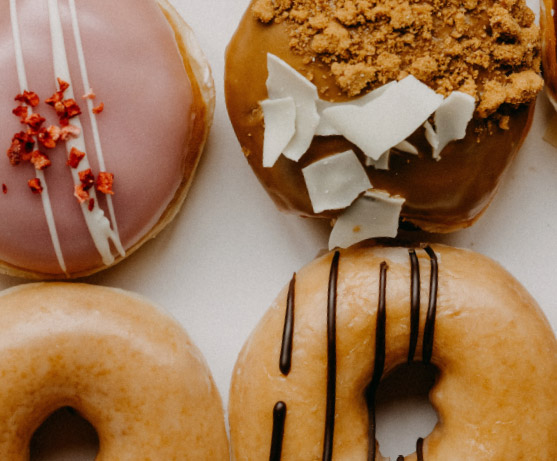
[9,0,68,274]
[47,0,124,266]
[67,0,124,257]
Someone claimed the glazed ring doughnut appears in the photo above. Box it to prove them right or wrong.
[0,283,229,459]
[0,0,214,278]
[229,244,557,460]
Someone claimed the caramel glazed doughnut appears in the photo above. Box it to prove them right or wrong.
[0,0,214,278]
[226,0,543,236]
[229,244,557,460]
[0,283,229,459]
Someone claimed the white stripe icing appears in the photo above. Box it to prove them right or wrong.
[47,0,123,266]
[67,0,124,257]
[10,0,68,274]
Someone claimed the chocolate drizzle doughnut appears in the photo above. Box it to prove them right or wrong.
[230,243,557,460]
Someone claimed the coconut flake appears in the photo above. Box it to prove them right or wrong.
[260,97,296,167]
[302,150,372,213]
[266,53,319,161]
[322,76,444,160]
[426,91,475,159]
[328,190,405,250]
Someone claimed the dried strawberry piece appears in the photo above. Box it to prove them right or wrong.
[37,125,61,149]
[46,80,82,126]
[28,178,42,194]
[92,102,104,114]
[30,151,51,170]
[96,172,114,195]
[74,184,89,203]
[88,198,95,211]
[7,140,23,165]
[78,168,95,190]
[59,124,80,141]
[83,89,96,100]
[12,105,28,121]
[63,99,81,118]
[67,147,85,168]
[7,131,35,165]
[57,78,69,93]
[45,92,64,107]
[24,113,46,130]
[15,90,39,107]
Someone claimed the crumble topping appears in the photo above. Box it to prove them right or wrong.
[252,0,543,117]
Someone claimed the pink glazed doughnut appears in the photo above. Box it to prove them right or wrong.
[0,0,214,278]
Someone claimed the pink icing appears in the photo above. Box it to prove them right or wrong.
[0,0,193,275]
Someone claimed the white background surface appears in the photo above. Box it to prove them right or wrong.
[5,0,556,459]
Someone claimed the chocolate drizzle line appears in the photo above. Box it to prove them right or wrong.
[416,437,425,461]
[279,273,296,375]
[422,246,438,365]
[408,249,420,363]
[323,251,340,461]
[270,401,287,461]
[267,247,439,460]
[365,261,388,461]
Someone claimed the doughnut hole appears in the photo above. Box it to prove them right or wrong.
[30,407,99,460]
[375,362,439,459]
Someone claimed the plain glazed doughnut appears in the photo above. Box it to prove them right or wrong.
[225,0,542,234]
[0,283,229,459]
[229,243,557,460]
[0,0,214,278]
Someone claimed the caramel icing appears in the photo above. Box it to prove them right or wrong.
[225,5,537,232]
[0,0,194,276]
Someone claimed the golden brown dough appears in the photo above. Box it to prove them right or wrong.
[229,243,557,460]
[0,283,229,460]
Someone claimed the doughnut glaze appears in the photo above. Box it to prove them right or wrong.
[0,0,213,277]
[229,243,557,460]
[225,1,540,232]
[0,282,229,459]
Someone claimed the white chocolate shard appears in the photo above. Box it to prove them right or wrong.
[365,141,417,170]
[365,150,390,170]
[315,81,397,136]
[260,97,296,167]
[423,121,439,155]
[425,91,475,160]
[322,76,444,160]
[266,53,319,161]
[328,190,405,250]
[395,140,418,155]
[302,150,372,213]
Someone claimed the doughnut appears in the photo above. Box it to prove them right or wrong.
[0,0,215,278]
[229,243,557,460]
[0,282,229,459]
[541,0,557,109]
[225,0,543,236]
